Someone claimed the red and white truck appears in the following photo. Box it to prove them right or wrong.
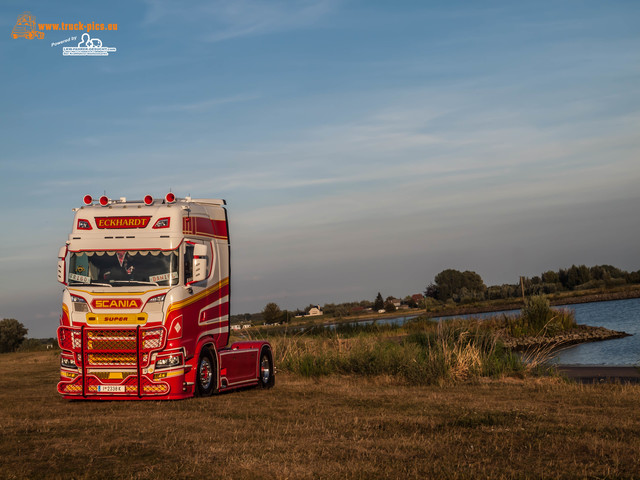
[56,193,274,400]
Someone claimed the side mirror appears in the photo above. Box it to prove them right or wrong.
[192,244,208,283]
[57,246,67,284]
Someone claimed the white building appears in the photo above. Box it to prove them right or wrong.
[306,305,323,316]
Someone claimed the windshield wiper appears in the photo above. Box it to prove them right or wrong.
[111,280,160,286]
[69,281,113,287]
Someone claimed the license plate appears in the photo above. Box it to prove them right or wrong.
[97,385,125,393]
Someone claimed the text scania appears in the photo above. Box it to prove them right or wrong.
[92,299,142,309]
[39,22,117,32]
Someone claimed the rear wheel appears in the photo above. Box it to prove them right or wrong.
[196,347,217,396]
[258,348,275,389]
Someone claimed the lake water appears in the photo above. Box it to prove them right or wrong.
[376,298,640,366]
[548,298,640,366]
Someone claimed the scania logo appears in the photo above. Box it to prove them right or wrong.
[91,298,142,309]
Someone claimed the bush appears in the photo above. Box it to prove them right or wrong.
[510,296,577,337]
[522,295,552,332]
[0,319,28,353]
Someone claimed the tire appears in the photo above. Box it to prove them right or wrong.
[258,347,275,389]
[196,347,217,396]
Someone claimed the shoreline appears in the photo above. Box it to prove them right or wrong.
[424,286,640,319]
[498,325,631,351]
[285,285,640,327]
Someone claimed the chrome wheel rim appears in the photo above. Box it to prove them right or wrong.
[199,357,212,390]
[260,355,270,384]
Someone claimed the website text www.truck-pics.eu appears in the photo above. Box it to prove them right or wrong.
[39,21,117,32]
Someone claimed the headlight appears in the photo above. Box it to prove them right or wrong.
[61,356,77,369]
[148,295,166,303]
[155,353,182,369]
[71,295,89,312]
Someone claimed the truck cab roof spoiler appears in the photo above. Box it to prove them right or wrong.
[190,199,226,206]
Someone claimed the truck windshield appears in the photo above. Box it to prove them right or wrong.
[68,250,179,287]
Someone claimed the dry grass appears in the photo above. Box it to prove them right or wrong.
[255,318,527,385]
[1,351,639,479]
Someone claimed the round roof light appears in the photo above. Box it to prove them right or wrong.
[144,195,154,205]
[99,196,109,206]
[83,195,93,205]
[165,192,176,203]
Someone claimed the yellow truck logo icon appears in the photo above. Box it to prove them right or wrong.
[12,12,44,40]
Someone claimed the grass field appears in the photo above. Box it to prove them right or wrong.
[1,351,639,479]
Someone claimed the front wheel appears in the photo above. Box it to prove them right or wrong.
[196,347,217,396]
[258,348,275,389]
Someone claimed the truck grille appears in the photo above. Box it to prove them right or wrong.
[86,329,137,351]
[87,353,137,366]
[57,325,168,397]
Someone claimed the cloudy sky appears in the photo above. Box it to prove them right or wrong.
[2,0,639,337]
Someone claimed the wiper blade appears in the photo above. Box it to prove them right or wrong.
[69,281,113,287]
[112,280,160,286]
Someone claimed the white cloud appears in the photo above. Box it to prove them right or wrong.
[145,94,260,113]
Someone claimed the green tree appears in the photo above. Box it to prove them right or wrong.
[0,318,28,353]
[424,283,439,299]
[323,303,337,317]
[433,269,486,302]
[280,310,292,324]
[541,270,559,284]
[262,302,282,325]
[384,301,397,313]
[565,265,591,289]
[334,305,349,317]
[374,292,384,311]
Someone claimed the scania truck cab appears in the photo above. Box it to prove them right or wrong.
[56,193,274,400]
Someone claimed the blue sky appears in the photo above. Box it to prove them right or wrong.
[1,0,639,337]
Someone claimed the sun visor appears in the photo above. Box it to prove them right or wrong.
[67,236,183,253]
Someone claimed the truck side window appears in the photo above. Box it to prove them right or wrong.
[184,244,194,284]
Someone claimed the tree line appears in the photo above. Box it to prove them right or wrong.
[231,263,640,325]
[425,264,640,303]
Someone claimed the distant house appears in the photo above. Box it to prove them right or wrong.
[306,305,323,316]
[412,294,424,304]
